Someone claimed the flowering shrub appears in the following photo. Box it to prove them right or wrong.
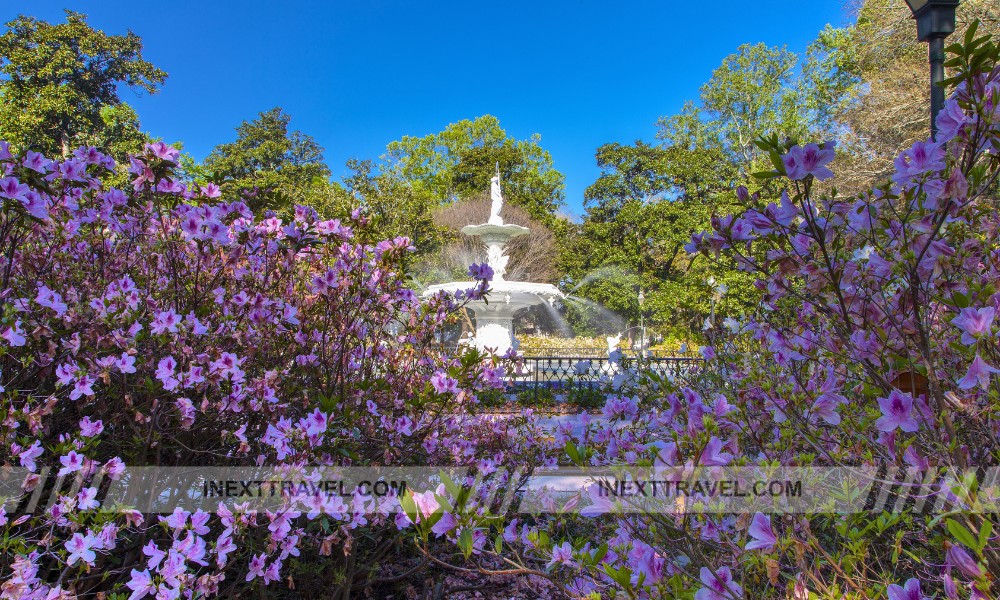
[0,136,552,597]
[471,26,1000,599]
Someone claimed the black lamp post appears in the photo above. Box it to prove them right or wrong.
[903,0,959,139]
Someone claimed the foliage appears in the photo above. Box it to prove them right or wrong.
[0,140,551,597]
[203,107,338,215]
[0,11,165,158]
[488,26,1000,598]
[383,115,566,226]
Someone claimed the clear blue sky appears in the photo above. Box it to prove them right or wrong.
[12,1,849,217]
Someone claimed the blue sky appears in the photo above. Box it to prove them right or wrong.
[11,1,849,217]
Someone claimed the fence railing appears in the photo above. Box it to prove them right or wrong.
[518,347,702,359]
[509,355,703,404]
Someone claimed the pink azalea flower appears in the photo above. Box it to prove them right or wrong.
[126,568,154,599]
[145,141,180,162]
[22,151,52,173]
[103,456,126,480]
[699,436,733,466]
[65,532,97,566]
[431,512,458,536]
[546,541,577,569]
[58,451,85,476]
[0,320,26,346]
[35,285,67,316]
[18,440,43,470]
[69,375,96,401]
[0,176,29,202]
[410,488,441,521]
[200,183,221,198]
[745,513,777,551]
[56,362,77,386]
[21,191,49,219]
[263,558,282,584]
[946,543,984,579]
[695,566,743,600]
[116,353,137,374]
[151,309,181,335]
[875,390,919,433]
[79,416,104,437]
[952,307,995,345]
[887,577,925,600]
[245,553,267,582]
[77,487,99,510]
[430,371,459,394]
[957,354,1000,391]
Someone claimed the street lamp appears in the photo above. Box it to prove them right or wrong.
[637,289,646,359]
[903,0,959,139]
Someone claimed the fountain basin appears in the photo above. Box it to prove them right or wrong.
[424,281,564,355]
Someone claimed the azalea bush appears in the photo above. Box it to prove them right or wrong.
[467,26,1000,599]
[0,135,557,597]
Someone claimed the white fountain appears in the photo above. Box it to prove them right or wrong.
[423,172,564,355]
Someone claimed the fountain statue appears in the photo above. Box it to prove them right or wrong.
[422,173,564,354]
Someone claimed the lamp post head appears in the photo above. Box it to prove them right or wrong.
[903,0,959,41]
[638,290,645,307]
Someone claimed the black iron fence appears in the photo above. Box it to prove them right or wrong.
[508,355,703,405]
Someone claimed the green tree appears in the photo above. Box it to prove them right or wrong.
[804,0,1000,191]
[383,115,565,225]
[0,11,165,157]
[332,159,445,253]
[204,107,335,214]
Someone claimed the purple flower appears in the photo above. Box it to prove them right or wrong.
[957,354,1000,391]
[952,307,995,345]
[893,140,945,183]
[695,566,743,600]
[745,513,777,551]
[22,151,52,173]
[699,436,733,466]
[431,511,458,536]
[547,541,577,569]
[1,320,26,347]
[781,143,835,181]
[467,262,494,281]
[580,482,615,517]
[245,553,267,582]
[77,487,99,510]
[21,191,49,219]
[0,177,29,203]
[887,578,925,600]
[430,371,459,395]
[201,182,222,198]
[70,375,96,401]
[875,390,919,433]
[935,98,968,142]
[79,416,104,437]
[18,440,43,470]
[145,141,180,162]
[65,532,97,566]
[126,569,154,598]
[947,543,984,579]
[35,285,67,316]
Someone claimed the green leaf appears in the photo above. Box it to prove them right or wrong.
[457,528,474,558]
[946,518,980,555]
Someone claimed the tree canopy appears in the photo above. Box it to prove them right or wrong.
[383,115,566,225]
[0,10,165,158]
[203,107,335,214]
